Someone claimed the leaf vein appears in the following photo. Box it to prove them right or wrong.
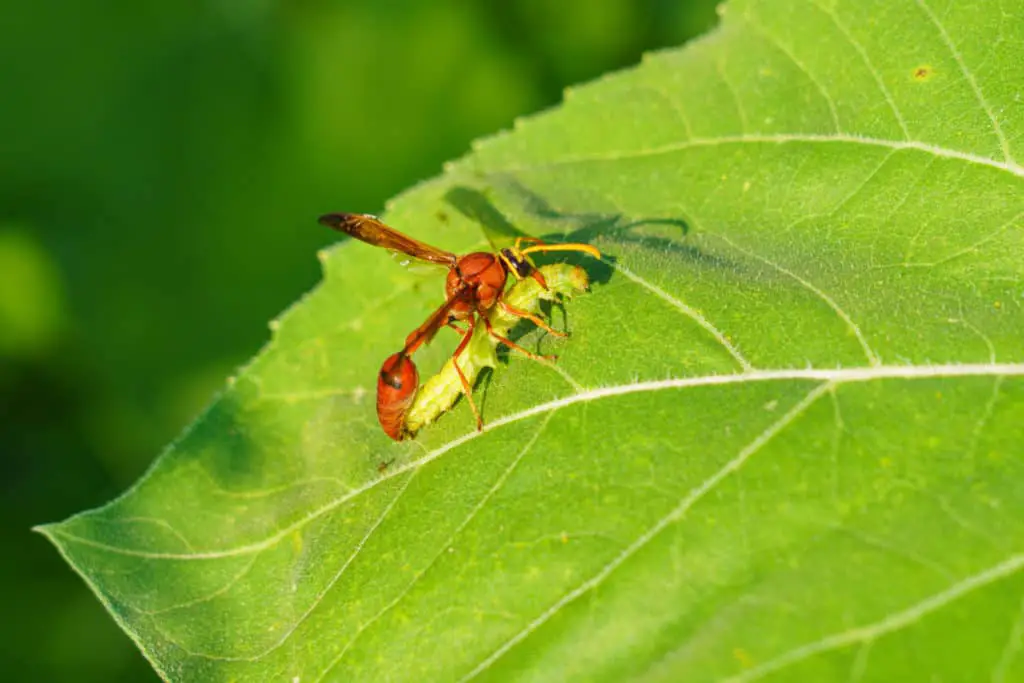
[640,83,694,140]
[924,210,1024,269]
[314,415,554,681]
[714,53,750,134]
[139,555,260,617]
[739,10,842,133]
[611,260,754,371]
[245,469,420,661]
[808,0,911,139]
[993,592,1024,683]
[913,0,1015,164]
[722,552,1024,682]
[495,133,1024,179]
[458,383,832,681]
[718,234,881,366]
[48,363,1024,561]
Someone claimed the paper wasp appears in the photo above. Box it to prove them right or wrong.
[318,212,600,439]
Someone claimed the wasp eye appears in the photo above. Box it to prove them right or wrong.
[501,248,531,277]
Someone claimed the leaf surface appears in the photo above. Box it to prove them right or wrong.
[41,1,1024,681]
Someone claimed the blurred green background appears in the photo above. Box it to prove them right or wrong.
[1,1,718,679]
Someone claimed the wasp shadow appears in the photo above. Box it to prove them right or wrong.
[444,186,534,246]
[480,176,744,276]
[444,185,616,287]
[440,181,745,421]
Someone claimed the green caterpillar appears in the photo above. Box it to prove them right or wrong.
[403,263,591,436]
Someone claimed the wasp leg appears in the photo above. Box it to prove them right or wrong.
[446,320,469,335]
[498,300,568,338]
[483,315,557,362]
[450,316,483,431]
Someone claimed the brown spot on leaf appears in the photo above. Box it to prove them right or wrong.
[912,65,934,81]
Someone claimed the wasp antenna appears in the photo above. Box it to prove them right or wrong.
[521,243,602,259]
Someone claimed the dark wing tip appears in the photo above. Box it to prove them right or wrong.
[318,212,354,230]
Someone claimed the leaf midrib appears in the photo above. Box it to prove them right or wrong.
[59,365,1021,669]
[46,361,1024,562]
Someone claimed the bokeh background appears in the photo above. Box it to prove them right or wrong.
[1,1,718,679]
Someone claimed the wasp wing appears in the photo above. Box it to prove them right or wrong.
[319,213,457,266]
[401,289,472,356]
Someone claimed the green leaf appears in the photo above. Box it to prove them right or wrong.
[39,0,1024,680]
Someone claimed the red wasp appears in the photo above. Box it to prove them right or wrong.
[318,212,600,439]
